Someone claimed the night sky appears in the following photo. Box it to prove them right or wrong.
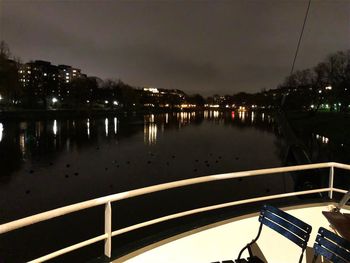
[1,1,349,96]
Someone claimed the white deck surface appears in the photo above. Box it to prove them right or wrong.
[115,203,349,263]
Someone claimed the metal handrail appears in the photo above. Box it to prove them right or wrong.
[0,162,349,262]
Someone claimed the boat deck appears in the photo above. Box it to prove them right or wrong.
[115,203,349,263]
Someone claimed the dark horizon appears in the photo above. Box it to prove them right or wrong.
[1,1,349,96]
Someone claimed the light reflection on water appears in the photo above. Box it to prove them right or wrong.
[0,123,3,142]
[0,111,277,177]
[239,111,245,121]
[53,120,57,135]
[114,117,118,135]
[144,123,157,145]
[105,118,109,136]
[87,118,90,138]
[0,111,276,152]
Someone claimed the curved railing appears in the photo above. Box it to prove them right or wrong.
[1,162,349,262]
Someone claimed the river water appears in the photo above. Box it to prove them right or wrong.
[0,110,289,262]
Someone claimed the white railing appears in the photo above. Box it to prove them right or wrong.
[0,162,349,262]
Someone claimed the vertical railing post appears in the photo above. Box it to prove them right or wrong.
[329,166,334,199]
[104,202,112,258]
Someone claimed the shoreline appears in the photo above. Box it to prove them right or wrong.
[0,108,271,121]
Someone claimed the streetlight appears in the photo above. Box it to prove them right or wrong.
[52,97,58,104]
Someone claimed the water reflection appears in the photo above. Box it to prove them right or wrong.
[35,121,42,138]
[53,120,57,136]
[105,118,108,137]
[144,123,157,145]
[19,133,26,156]
[239,111,246,122]
[87,118,90,138]
[0,123,3,142]
[144,114,155,123]
[114,117,118,135]
[315,134,329,144]
[0,110,277,178]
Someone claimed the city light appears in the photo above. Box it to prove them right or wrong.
[181,104,196,108]
[105,100,109,104]
[205,104,219,108]
[0,94,2,101]
[144,87,159,93]
[52,97,58,103]
[113,101,118,106]
[325,86,332,90]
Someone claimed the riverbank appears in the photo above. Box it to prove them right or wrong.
[286,111,350,145]
[0,109,128,121]
[0,108,271,121]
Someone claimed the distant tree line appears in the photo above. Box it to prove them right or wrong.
[0,41,208,111]
[277,50,350,112]
[2,40,349,112]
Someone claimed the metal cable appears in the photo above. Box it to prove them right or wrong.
[290,0,312,75]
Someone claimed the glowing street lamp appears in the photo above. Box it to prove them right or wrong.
[52,97,58,104]
[325,86,332,90]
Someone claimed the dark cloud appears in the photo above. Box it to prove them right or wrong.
[1,0,349,96]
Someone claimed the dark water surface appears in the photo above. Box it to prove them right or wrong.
[0,111,290,262]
